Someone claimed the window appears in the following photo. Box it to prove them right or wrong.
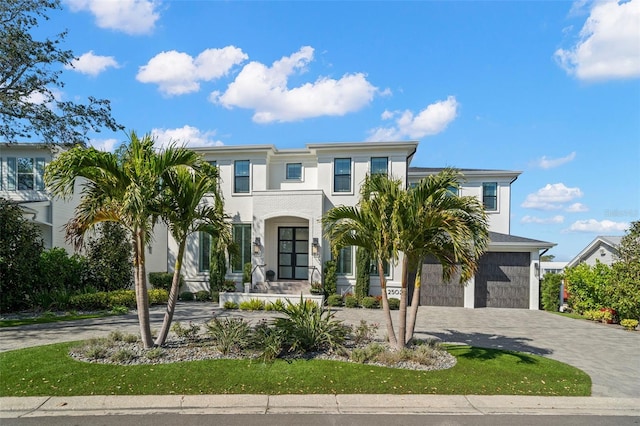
[6,157,16,190]
[11,157,45,191]
[482,182,498,211]
[447,185,458,196]
[370,259,390,276]
[336,246,353,275]
[208,160,217,167]
[334,158,351,192]
[234,160,250,193]
[370,157,388,175]
[286,163,302,180]
[232,224,251,272]
[199,232,211,272]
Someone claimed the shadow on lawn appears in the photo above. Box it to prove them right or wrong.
[416,329,553,360]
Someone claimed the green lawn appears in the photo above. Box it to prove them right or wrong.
[0,312,119,328]
[0,342,591,397]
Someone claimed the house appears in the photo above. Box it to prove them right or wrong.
[0,143,78,252]
[540,261,568,277]
[171,142,554,310]
[566,236,622,268]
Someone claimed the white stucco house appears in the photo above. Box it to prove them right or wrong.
[566,236,622,268]
[1,140,555,310]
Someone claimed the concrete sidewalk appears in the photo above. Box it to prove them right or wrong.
[1,395,639,418]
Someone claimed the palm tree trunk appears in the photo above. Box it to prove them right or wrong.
[378,258,397,348]
[154,240,186,346]
[397,254,409,350]
[134,228,154,348]
[406,265,422,343]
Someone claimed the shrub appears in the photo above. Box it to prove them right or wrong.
[171,321,201,340]
[108,330,124,342]
[620,319,638,331]
[149,272,184,292]
[110,349,136,363]
[211,291,220,303]
[310,282,323,295]
[361,296,379,309]
[180,291,195,301]
[195,290,211,301]
[541,273,563,312]
[388,298,400,310]
[39,248,86,294]
[344,295,359,308]
[145,347,165,360]
[148,289,169,305]
[243,262,252,284]
[223,301,239,310]
[265,299,285,311]
[76,338,109,360]
[222,280,237,292]
[355,247,370,300]
[84,222,133,292]
[206,318,251,355]
[110,305,129,315]
[122,334,138,343]
[352,320,378,345]
[350,342,386,364]
[564,262,612,314]
[326,294,343,307]
[250,320,283,362]
[323,260,337,296]
[239,298,265,311]
[273,296,348,353]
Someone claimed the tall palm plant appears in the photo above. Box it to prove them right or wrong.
[154,162,231,346]
[398,169,489,345]
[45,131,201,348]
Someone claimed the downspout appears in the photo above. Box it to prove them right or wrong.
[405,144,417,189]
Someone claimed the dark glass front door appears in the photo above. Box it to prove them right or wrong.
[278,227,309,280]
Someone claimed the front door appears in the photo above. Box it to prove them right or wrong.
[278,227,309,280]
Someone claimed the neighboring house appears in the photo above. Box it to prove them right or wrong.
[540,261,568,277]
[566,236,622,268]
[169,142,554,310]
[0,143,77,252]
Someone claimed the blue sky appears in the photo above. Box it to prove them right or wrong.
[38,0,639,261]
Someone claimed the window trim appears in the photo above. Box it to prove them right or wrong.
[234,160,250,194]
[482,182,498,212]
[285,162,303,181]
[333,157,352,193]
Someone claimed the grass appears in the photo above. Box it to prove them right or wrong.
[0,342,591,397]
[0,311,118,328]
[550,311,587,320]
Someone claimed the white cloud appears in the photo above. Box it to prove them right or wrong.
[137,47,248,96]
[566,202,589,212]
[555,0,640,81]
[90,138,119,152]
[535,151,576,169]
[568,219,629,233]
[66,0,161,35]
[521,215,565,224]
[521,183,584,210]
[212,46,378,123]
[65,51,120,76]
[151,125,224,149]
[367,96,459,141]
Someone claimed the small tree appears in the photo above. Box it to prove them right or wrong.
[609,220,640,319]
[84,222,133,291]
[541,273,563,312]
[355,247,370,299]
[0,198,44,311]
[323,260,337,296]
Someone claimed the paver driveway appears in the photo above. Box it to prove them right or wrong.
[1,304,638,397]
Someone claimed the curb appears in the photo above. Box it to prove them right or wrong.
[2,395,639,418]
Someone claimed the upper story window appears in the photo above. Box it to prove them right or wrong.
[286,163,302,180]
[208,160,217,167]
[370,157,388,175]
[447,185,458,196]
[482,182,498,211]
[234,160,250,193]
[334,158,351,193]
[5,157,45,191]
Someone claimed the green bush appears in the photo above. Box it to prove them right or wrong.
[239,298,264,311]
[148,289,169,305]
[195,290,211,301]
[171,321,201,340]
[273,296,348,353]
[84,222,133,292]
[211,291,220,303]
[179,291,195,301]
[250,321,283,362]
[620,319,638,331]
[541,273,563,312]
[355,247,370,300]
[388,298,400,310]
[326,294,343,307]
[323,260,337,296]
[243,262,252,284]
[265,299,285,311]
[344,295,359,308]
[564,262,611,314]
[223,301,239,310]
[206,318,251,354]
[361,296,379,309]
[352,320,378,345]
[149,272,184,292]
[39,248,86,294]
[222,280,237,292]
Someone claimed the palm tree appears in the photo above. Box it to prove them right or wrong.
[154,162,231,346]
[45,131,201,348]
[323,174,404,347]
[398,169,489,344]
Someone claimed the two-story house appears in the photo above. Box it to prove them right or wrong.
[172,141,554,310]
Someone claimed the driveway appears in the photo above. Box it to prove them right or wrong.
[1,304,638,398]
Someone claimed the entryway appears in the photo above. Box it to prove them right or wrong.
[277,226,309,280]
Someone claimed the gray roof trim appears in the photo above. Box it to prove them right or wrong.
[488,232,555,250]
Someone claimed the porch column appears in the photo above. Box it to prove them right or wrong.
[529,251,540,310]
[463,276,475,308]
